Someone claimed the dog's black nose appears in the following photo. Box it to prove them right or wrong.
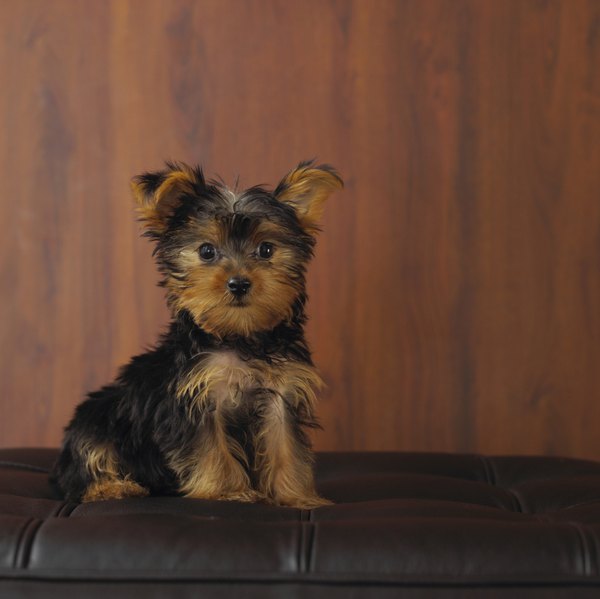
[227,277,252,296]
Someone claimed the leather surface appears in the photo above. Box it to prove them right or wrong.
[2,449,600,597]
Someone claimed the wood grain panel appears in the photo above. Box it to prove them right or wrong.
[0,0,599,458]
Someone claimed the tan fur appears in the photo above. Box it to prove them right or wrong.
[131,167,196,235]
[81,441,119,479]
[79,441,149,502]
[272,360,324,413]
[254,394,331,508]
[82,479,149,502]
[167,400,259,502]
[175,351,255,411]
[176,351,323,415]
[171,350,326,506]
[164,219,303,337]
[256,361,327,507]
[277,164,343,232]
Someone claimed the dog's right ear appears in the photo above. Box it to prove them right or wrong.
[131,162,202,237]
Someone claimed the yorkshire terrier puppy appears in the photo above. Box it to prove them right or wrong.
[50,160,342,508]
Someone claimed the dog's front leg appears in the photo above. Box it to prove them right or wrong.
[170,405,260,502]
[254,393,330,509]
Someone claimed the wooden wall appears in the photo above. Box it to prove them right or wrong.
[1,0,599,458]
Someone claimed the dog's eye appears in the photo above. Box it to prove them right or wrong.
[199,243,217,261]
[257,242,274,259]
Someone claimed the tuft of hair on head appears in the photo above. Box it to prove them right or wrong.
[130,161,205,237]
[274,160,343,233]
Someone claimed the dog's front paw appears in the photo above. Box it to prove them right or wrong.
[219,489,266,503]
[275,494,333,509]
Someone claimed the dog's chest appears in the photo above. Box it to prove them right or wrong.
[177,350,275,408]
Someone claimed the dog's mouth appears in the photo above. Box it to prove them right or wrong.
[229,296,250,308]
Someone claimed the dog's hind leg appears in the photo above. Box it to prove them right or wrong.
[78,441,149,502]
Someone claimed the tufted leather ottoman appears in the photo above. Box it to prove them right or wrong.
[2,449,600,597]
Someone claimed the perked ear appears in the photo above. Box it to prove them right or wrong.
[274,160,343,232]
[131,162,200,237]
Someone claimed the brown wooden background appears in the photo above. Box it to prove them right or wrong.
[1,0,599,458]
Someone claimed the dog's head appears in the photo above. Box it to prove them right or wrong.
[131,161,342,338]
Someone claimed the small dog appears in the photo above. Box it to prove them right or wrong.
[50,160,342,508]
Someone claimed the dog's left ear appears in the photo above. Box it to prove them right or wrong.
[274,161,343,232]
[131,162,200,237]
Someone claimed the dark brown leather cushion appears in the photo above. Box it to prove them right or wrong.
[2,449,600,597]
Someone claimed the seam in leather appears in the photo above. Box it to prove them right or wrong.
[54,503,77,518]
[51,503,68,517]
[505,488,525,513]
[569,522,595,576]
[13,518,41,569]
[296,522,305,572]
[560,499,600,512]
[11,518,32,569]
[17,519,44,569]
[305,522,316,573]
[481,456,497,486]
